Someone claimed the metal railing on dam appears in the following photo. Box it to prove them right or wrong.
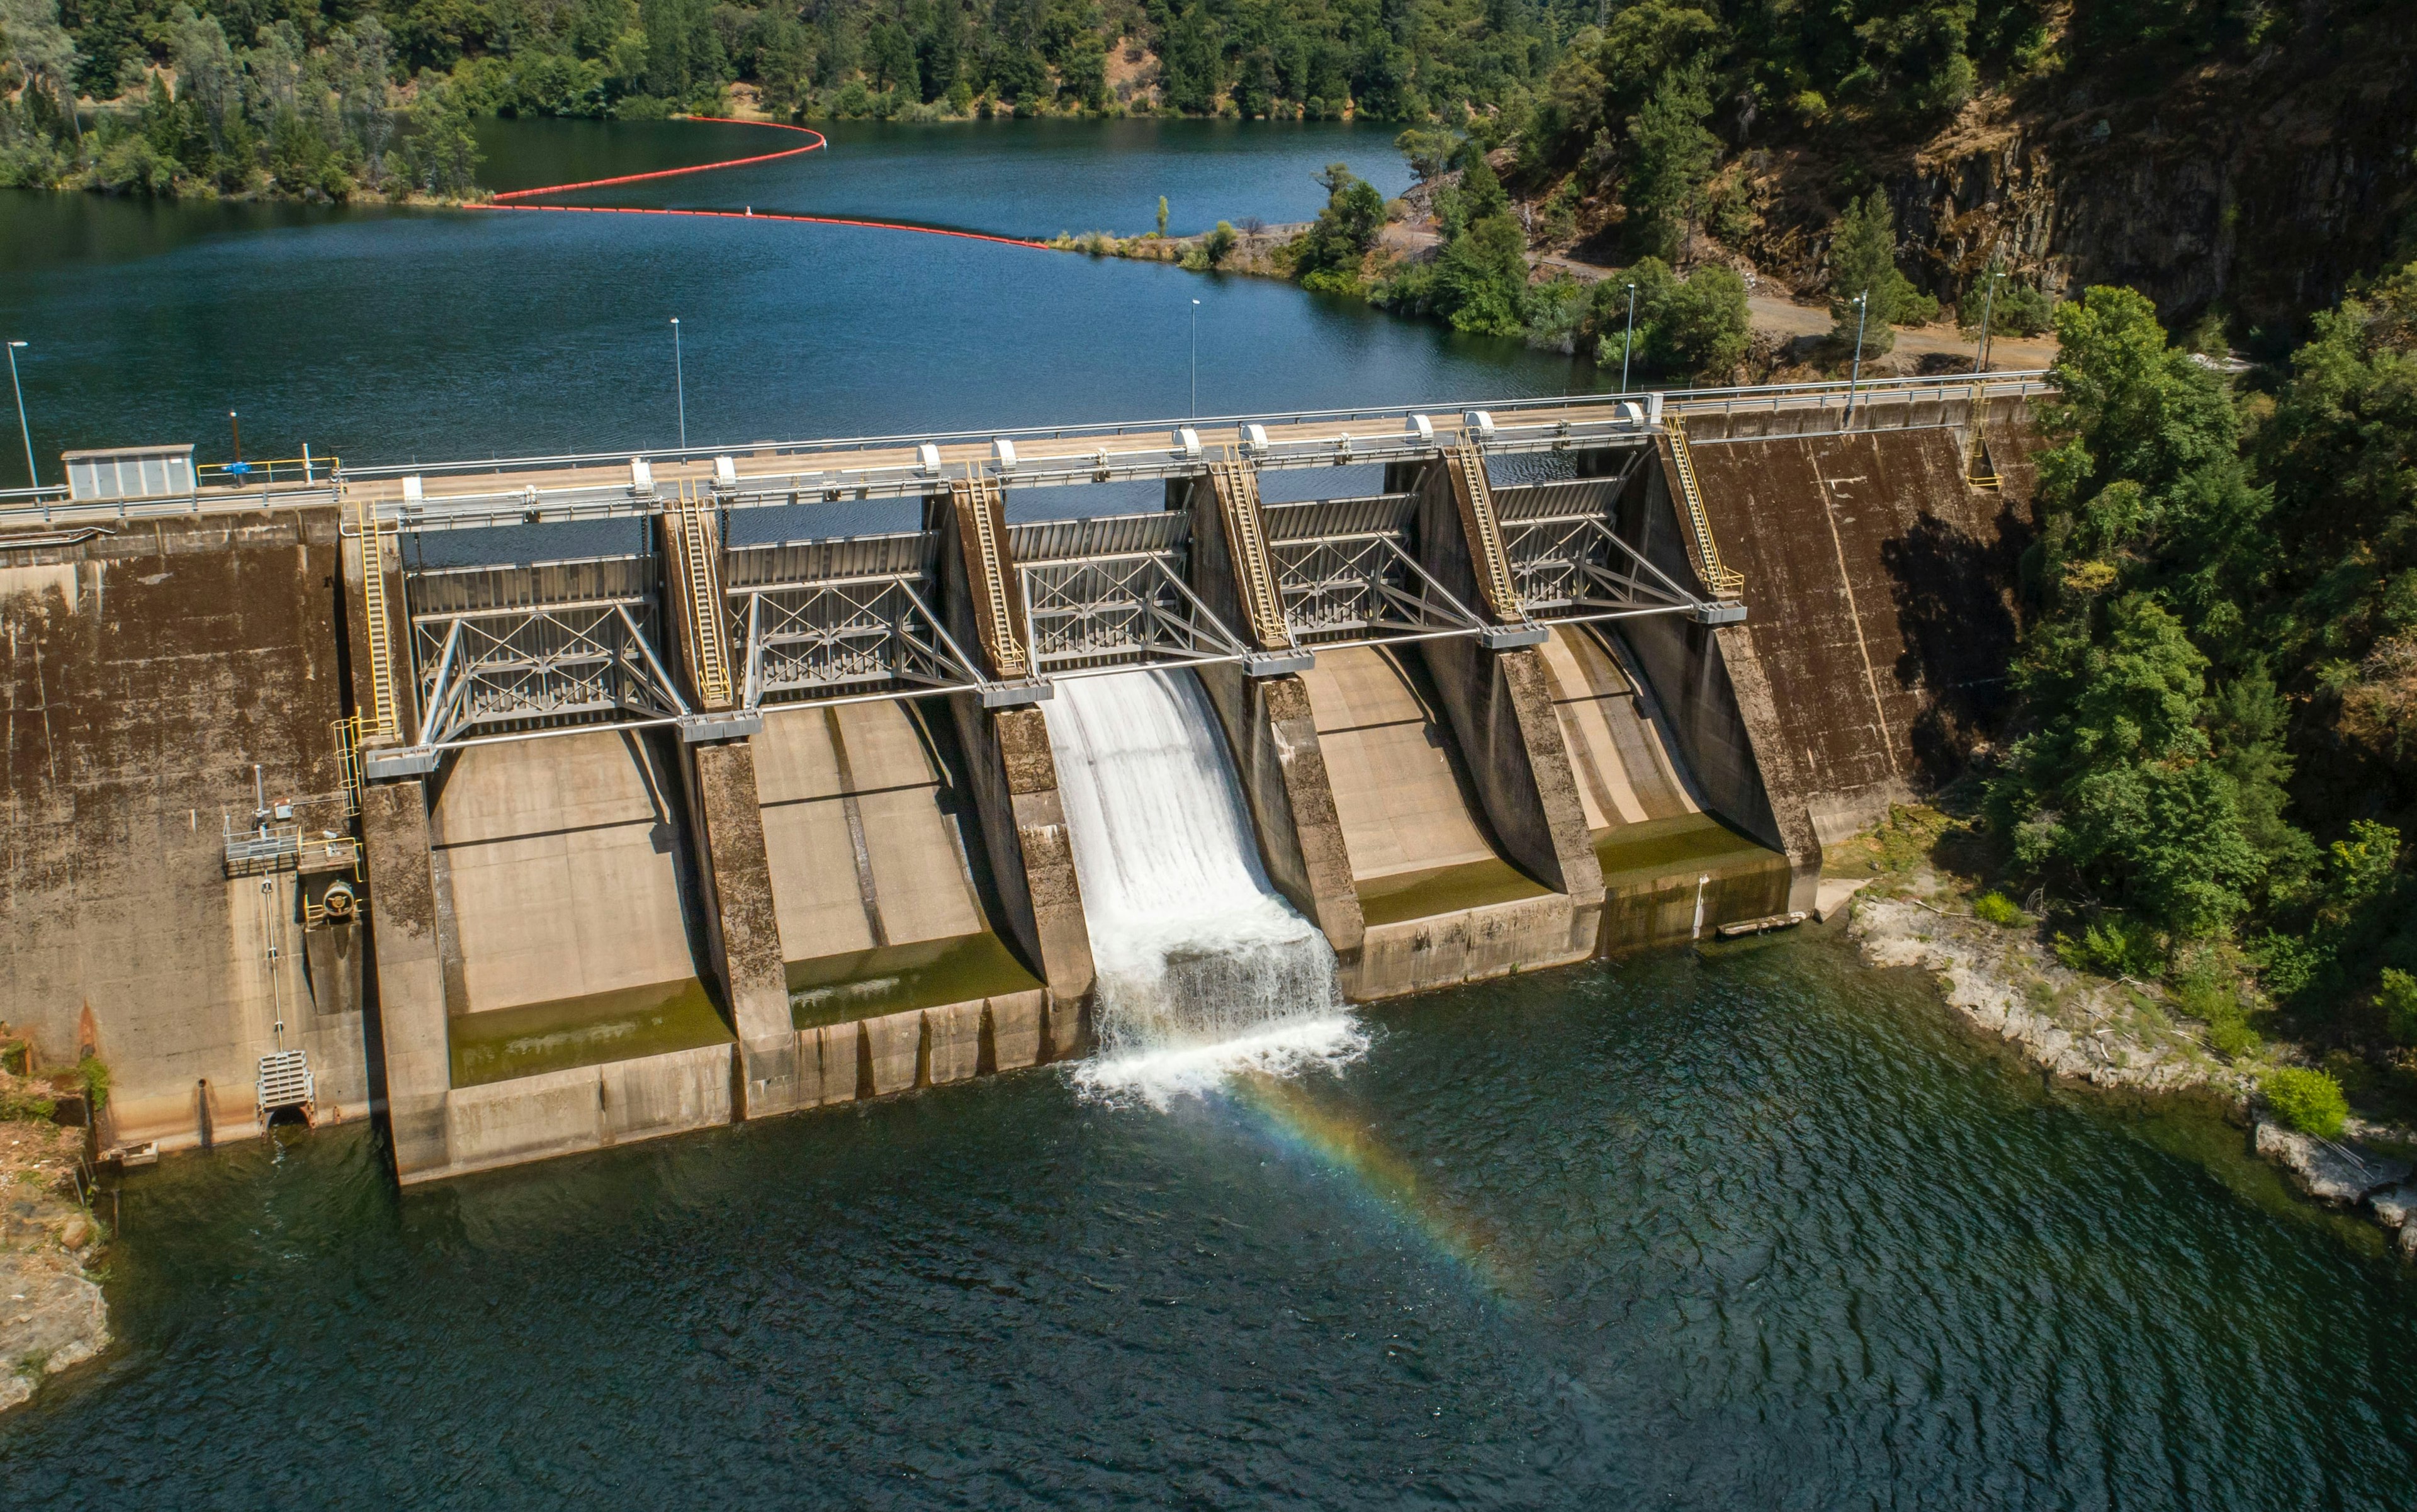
[325,371,2044,774]
[0,371,2046,532]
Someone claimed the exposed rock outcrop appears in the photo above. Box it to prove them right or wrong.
[0,1119,110,1414]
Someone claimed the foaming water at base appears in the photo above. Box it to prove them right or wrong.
[1068,1012,1370,1110]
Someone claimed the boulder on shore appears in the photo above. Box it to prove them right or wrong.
[2254,1120,2413,1205]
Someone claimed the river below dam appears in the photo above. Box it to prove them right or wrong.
[6,120,2417,1506]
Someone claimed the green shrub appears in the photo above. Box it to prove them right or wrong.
[2173,962,2260,1059]
[2206,1013,2263,1060]
[2262,1066,2348,1139]
[0,1089,55,1123]
[1972,891,2025,927]
[1202,220,1239,266]
[2053,917,2165,979]
[2380,968,2417,1045]
[72,1055,108,1113]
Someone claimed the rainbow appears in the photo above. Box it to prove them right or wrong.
[1224,1069,1526,1300]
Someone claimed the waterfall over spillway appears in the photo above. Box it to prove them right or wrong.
[1043,669,1359,1099]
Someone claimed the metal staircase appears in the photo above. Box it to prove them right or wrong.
[348,493,401,741]
[1214,454,1293,650]
[1453,437,1528,623]
[1664,418,1745,601]
[956,472,1029,679]
[674,482,733,707]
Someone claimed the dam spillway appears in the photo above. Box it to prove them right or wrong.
[0,375,2047,1181]
[1044,668,1346,1089]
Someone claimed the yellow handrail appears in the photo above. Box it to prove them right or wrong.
[198,456,339,489]
[959,471,1028,678]
[1454,437,1527,622]
[348,496,401,742]
[676,483,732,706]
[1215,455,1292,649]
[1665,419,1744,601]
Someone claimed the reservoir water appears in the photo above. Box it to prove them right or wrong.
[4,121,2417,1505]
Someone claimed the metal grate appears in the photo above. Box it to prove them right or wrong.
[256,1049,315,1120]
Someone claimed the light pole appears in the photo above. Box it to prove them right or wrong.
[5,341,31,489]
[1973,268,2006,374]
[1619,282,1638,394]
[1845,291,1869,429]
[228,410,242,466]
[1190,299,1201,417]
[670,317,687,453]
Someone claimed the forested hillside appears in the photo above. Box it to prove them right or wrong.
[6,0,2411,336]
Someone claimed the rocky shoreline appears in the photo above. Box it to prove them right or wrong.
[1851,891,2417,1260]
[0,1117,110,1415]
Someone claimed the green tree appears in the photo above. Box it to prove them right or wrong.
[1394,126,1463,183]
[1827,192,1932,354]
[399,79,482,198]
[1292,162,1385,286]
[1622,66,1716,259]
[1572,258,1747,380]
[1436,213,1531,336]
[1986,285,2299,944]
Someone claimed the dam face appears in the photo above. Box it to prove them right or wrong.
[0,378,2043,1179]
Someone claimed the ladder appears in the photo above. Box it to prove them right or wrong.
[675,482,732,706]
[957,472,1028,678]
[1664,418,1745,601]
[1215,455,1293,649]
[349,494,401,742]
[1453,437,1527,622]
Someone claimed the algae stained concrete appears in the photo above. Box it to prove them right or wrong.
[429,731,705,1017]
[1681,424,2034,843]
[1295,644,1589,998]
[1536,625,1792,949]
[0,513,366,1152]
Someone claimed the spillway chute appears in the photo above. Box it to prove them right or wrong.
[1042,667,1361,1105]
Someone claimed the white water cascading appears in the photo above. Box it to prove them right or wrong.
[1042,667,1360,1099]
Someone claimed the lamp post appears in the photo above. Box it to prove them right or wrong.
[1845,291,1869,429]
[1619,282,1638,394]
[1190,299,1201,417]
[228,410,242,465]
[670,317,687,454]
[5,341,31,489]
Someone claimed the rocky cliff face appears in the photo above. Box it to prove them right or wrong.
[1739,7,2415,337]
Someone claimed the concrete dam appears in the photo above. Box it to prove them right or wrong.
[0,375,2044,1182]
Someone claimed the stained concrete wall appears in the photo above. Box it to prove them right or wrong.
[687,740,796,1118]
[1295,645,1594,996]
[1679,422,2035,842]
[1538,624,1794,951]
[1193,665,1364,962]
[755,702,991,957]
[359,777,449,1177]
[361,738,743,1185]
[0,512,366,1152]
[425,732,702,1015]
[1594,393,2041,913]
[945,697,1092,1053]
